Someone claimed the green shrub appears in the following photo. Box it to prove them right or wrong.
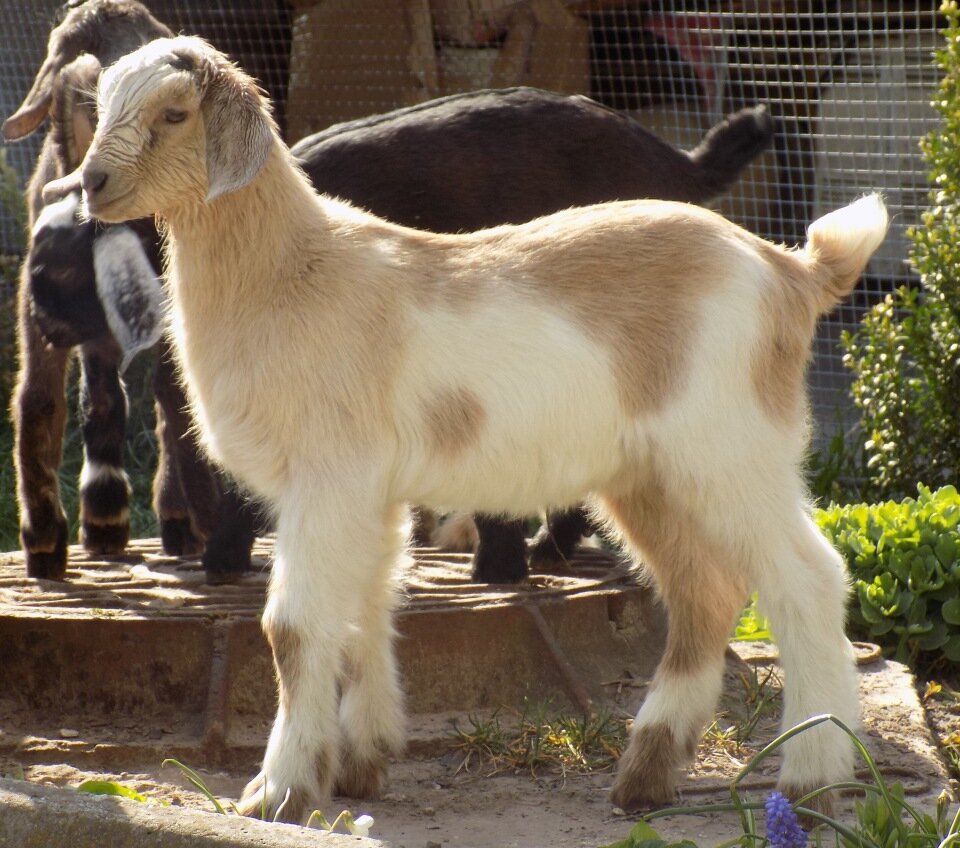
[815,485,960,665]
[841,0,960,500]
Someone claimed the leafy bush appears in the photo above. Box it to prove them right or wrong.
[815,485,960,665]
[841,1,960,500]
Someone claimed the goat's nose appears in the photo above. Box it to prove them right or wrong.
[82,168,109,196]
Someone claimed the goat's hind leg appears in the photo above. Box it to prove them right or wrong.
[757,510,858,812]
[152,340,217,558]
[602,486,749,810]
[238,483,401,823]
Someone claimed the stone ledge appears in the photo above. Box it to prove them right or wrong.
[0,777,383,848]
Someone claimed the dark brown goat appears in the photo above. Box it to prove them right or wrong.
[1,0,228,579]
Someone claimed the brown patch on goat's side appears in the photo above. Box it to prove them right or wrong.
[421,203,739,417]
[598,468,748,677]
[609,723,684,810]
[266,621,302,710]
[751,245,819,427]
[421,386,486,457]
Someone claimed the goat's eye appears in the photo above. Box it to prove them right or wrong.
[163,109,187,124]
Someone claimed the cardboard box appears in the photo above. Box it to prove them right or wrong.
[286,0,589,142]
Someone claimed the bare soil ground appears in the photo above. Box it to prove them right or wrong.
[3,645,956,848]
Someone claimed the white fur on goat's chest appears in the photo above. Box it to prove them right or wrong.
[165,271,299,497]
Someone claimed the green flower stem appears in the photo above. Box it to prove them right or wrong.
[160,758,226,815]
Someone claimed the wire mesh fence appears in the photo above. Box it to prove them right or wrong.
[0,0,945,445]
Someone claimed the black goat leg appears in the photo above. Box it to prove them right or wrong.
[471,514,528,583]
[152,338,216,557]
[14,289,71,579]
[77,338,130,555]
[202,483,262,581]
[409,506,437,547]
[529,505,594,571]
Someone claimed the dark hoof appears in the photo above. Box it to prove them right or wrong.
[471,514,528,583]
[472,546,528,583]
[23,520,69,579]
[201,538,253,583]
[81,520,130,555]
[160,515,204,557]
[334,749,387,799]
[528,532,573,572]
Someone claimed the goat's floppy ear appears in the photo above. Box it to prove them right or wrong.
[3,57,57,141]
[199,55,274,202]
[93,225,167,372]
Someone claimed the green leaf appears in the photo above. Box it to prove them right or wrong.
[77,780,148,803]
[943,633,960,662]
[942,596,960,625]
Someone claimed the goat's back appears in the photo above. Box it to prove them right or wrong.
[292,88,736,233]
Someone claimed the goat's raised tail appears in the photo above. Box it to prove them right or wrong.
[688,105,775,196]
[804,193,889,314]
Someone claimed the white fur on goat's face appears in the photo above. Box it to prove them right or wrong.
[83,36,274,222]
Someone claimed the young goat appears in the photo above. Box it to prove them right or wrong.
[73,37,887,822]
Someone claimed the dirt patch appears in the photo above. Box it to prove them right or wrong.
[2,648,954,848]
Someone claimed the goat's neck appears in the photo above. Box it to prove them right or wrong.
[163,145,324,312]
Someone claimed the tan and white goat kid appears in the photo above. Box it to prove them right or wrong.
[70,36,888,823]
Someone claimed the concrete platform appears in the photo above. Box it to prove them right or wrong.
[0,538,665,772]
[0,539,953,847]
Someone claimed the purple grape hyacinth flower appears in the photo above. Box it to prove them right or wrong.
[765,792,808,848]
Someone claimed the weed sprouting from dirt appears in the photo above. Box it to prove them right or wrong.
[450,701,627,778]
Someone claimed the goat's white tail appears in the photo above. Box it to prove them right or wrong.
[804,194,889,314]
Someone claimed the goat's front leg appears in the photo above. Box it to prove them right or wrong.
[77,340,130,554]
[14,288,71,578]
[238,481,403,824]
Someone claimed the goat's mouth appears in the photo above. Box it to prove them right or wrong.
[83,186,138,223]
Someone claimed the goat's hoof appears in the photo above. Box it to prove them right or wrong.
[160,516,204,558]
[527,533,574,573]
[608,774,677,813]
[22,521,69,580]
[609,724,686,812]
[24,548,68,580]
[334,749,387,799]
[237,772,314,824]
[778,781,836,825]
[472,535,529,583]
[201,542,253,584]
[81,520,130,555]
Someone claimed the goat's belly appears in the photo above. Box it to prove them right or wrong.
[399,389,630,514]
